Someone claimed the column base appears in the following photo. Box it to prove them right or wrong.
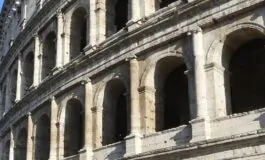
[190,118,211,143]
[124,133,142,157]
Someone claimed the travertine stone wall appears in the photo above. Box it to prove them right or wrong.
[1,0,265,160]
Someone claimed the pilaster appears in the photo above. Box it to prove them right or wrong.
[33,35,40,87]
[82,80,93,159]
[9,129,15,160]
[95,0,106,43]
[26,113,34,160]
[124,56,142,156]
[55,10,64,70]
[49,97,59,160]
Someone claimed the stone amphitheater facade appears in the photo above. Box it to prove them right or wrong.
[1,0,265,159]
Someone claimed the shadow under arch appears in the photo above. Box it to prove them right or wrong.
[101,78,129,146]
[42,31,56,80]
[14,128,27,160]
[63,98,85,157]
[70,7,87,60]
[35,114,51,160]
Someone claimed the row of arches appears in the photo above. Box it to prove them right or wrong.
[3,23,265,158]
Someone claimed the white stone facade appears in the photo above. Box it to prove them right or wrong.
[0,0,265,160]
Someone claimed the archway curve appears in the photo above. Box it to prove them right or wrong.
[140,54,190,131]
[205,23,265,116]
[206,22,265,66]
[140,52,191,88]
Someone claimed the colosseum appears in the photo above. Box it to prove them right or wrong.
[1,0,265,159]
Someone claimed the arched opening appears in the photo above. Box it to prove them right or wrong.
[42,32,56,80]
[106,0,128,37]
[3,140,10,160]
[35,115,50,160]
[22,52,34,96]
[159,0,178,9]
[70,8,87,60]
[220,28,265,115]
[14,128,27,160]
[154,57,190,131]
[10,69,17,104]
[229,39,265,113]
[64,99,84,157]
[102,79,128,145]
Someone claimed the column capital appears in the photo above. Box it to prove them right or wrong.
[187,26,202,36]
[49,96,56,102]
[125,55,137,62]
[56,9,63,17]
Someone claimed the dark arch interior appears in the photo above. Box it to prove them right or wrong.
[42,32,56,80]
[15,128,27,160]
[64,99,84,157]
[4,140,10,160]
[164,64,190,129]
[70,8,87,60]
[115,0,128,31]
[155,57,190,131]
[230,39,265,114]
[23,52,34,95]
[106,0,128,36]
[103,79,128,145]
[160,0,178,9]
[35,115,50,160]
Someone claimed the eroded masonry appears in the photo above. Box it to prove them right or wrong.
[1,0,265,160]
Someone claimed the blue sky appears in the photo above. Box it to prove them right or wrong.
[0,0,4,12]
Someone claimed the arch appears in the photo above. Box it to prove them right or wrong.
[63,98,84,157]
[22,51,34,96]
[206,23,265,66]
[14,128,27,160]
[42,31,56,80]
[3,140,10,160]
[34,114,50,160]
[106,0,128,37]
[70,7,87,60]
[10,68,17,104]
[100,78,129,145]
[205,23,265,116]
[141,55,190,131]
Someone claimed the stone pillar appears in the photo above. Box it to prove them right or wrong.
[9,130,15,160]
[33,35,40,87]
[49,97,59,160]
[130,0,141,21]
[144,0,156,16]
[192,28,207,119]
[95,0,106,43]
[55,11,64,70]
[188,27,210,142]
[89,0,97,46]
[26,113,34,160]
[124,56,142,156]
[15,54,22,102]
[82,80,93,159]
